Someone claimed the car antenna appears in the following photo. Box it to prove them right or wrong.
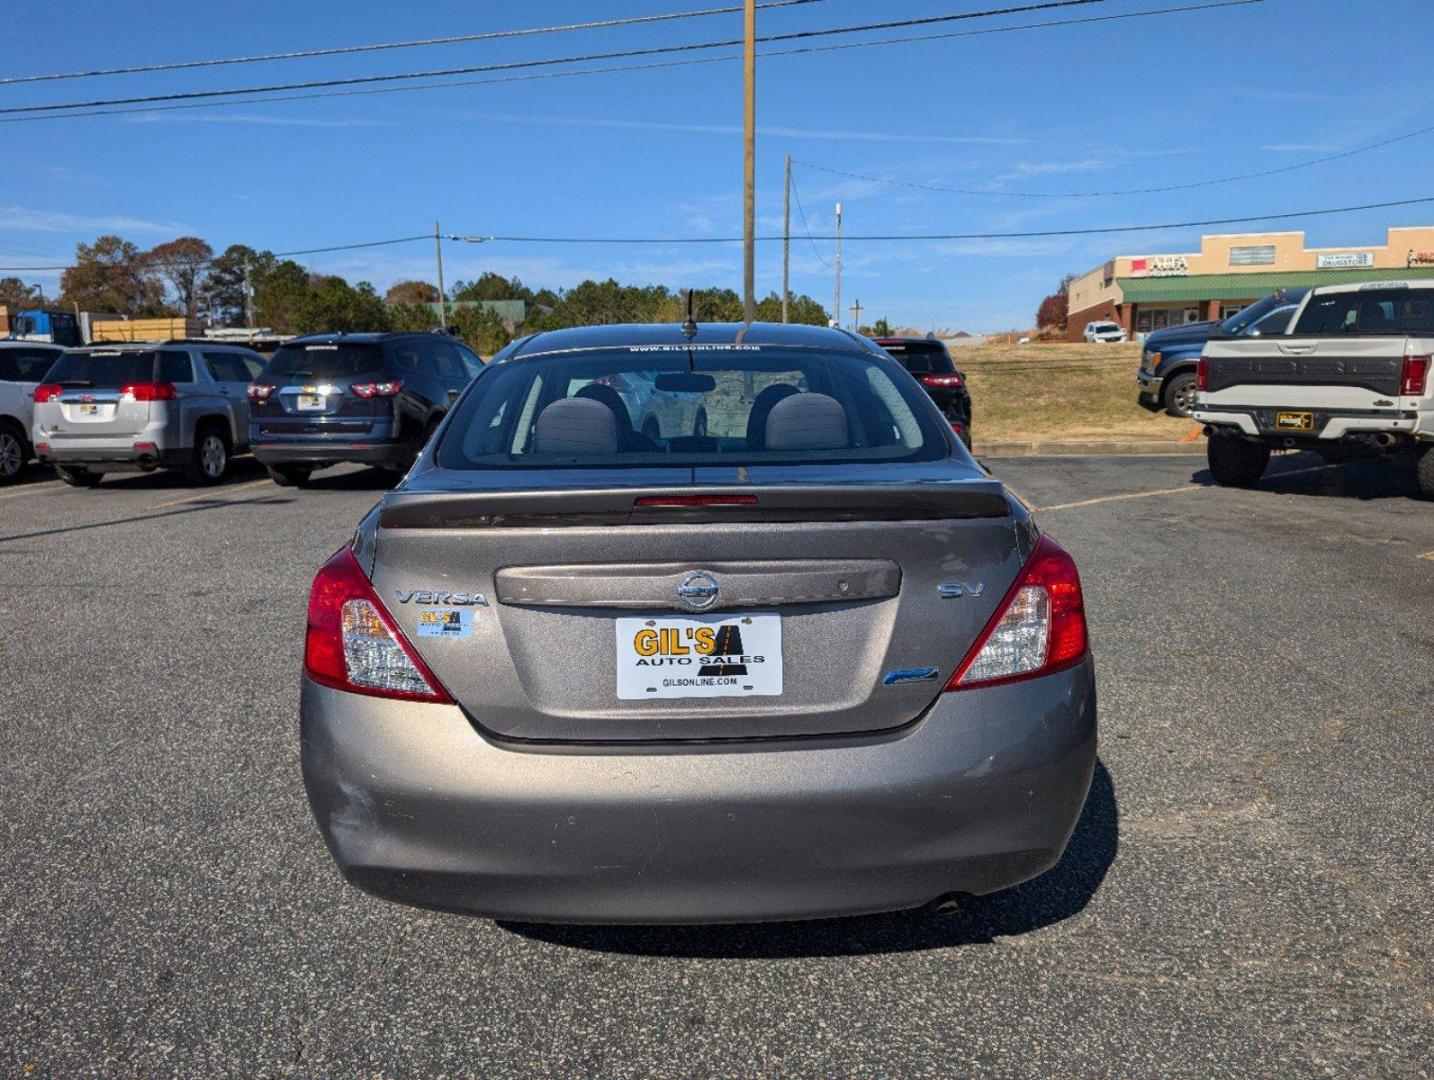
[681,289,698,341]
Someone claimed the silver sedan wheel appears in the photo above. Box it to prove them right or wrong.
[200,434,228,479]
[0,431,23,481]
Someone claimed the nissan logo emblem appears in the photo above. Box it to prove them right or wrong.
[677,572,720,611]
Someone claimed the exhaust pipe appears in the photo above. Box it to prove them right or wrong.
[1373,432,1396,448]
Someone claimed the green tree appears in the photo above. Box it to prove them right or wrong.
[754,291,828,326]
[207,245,275,326]
[450,304,512,356]
[0,277,41,310]
[388,301,438,332]
[385,280,440,305]
[296,277,391,334]
[59,235,168,315]
[451,272,534,303]
[146,236,214,317]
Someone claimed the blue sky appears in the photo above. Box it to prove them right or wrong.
[3,0,1432,332]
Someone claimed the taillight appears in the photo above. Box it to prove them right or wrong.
[1196,356,1209,392]
[119,381,177,402]
[304,546,452,703]
[633,494,759,507]
[919,374,965,389]
[945,533,1087,691]
[34,384,63,403]
[351,378,404,399]
[1401,355,1430,396]
[247,383,276,401]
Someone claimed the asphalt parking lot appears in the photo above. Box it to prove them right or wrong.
[1,453,1430,1079]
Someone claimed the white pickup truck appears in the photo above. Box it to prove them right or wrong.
[1191,280,1434,496]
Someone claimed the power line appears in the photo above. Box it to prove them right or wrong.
[0,1,1108,116]
[788,170,831,266]
[4,193,1431,274]
[797,122,1434,198]
[0,0,1257,125]
[0,234,433,273]
[476,194,1434,242]
[0,0,832,86]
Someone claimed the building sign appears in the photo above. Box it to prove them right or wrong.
[1408,250,1434,267]
[1129,255,1189,278]
[1317,252,1374,269]
[1230,245,1276,266]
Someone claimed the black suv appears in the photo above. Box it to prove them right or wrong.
[248,332,482,486]
[874,337,972,446]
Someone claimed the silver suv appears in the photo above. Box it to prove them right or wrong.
[32,341,264,487]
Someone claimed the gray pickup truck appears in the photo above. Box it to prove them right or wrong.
[1192,280,1433,495]
[32,341,265,487]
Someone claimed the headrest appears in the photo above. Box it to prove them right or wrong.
[746,382,800,448]
[575,382,634,431]
[764,392,848,452]
[532,397,618,456]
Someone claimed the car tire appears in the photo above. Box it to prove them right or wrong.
[0,420,28,485]
[186,424,231,485]
[1415,443,1434,500]
[1207,436,1270,487]
[266,464,312,487]
[1162,372,1198,418]
[56,465,102,488]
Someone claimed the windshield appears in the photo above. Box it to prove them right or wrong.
[46,350,160,388]
[1293,287,1434,335]
[879,342,956,374]
[263,343,385,380]
[436,346,951,470]
[1216,291,1308,336]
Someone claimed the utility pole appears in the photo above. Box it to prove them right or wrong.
[434,220,448,327]
[243,256,254,330]
[833,201,843,329]
[741,0,756,325]
[781,154,791,323]
[849,298,863,332]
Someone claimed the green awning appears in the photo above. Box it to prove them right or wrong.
[1117,265,1434,303]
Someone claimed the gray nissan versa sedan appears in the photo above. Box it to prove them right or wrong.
[300,321,1096,924]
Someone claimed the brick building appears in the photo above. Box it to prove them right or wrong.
[1065,225,1434,341]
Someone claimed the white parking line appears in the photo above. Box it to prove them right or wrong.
[1419,551,1434,562]
[151,478,272,510]
[1036,463,1337,514]
[0,481,64,502]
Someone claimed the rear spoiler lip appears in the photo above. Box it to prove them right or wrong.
[377,483,1012,529]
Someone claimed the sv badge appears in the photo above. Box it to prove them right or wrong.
[938,581,986,599]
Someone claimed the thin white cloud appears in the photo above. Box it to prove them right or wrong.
[445,111,1028,145]
[0,205,189,234]
[1262,143,1338,153]
[123,112,389,129]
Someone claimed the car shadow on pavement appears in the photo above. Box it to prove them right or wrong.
[297,467,403,491]
[500,759,1118,959]
[1192,453,1422,501]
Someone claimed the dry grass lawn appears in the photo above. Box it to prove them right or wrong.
[947,340,1203,447]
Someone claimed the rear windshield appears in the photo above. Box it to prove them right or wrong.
[1215,292,1306,337]
[263,343,385,380]
[1292,287,1434,335]
[46,350,178,388]
[878,341,955,374]
[0,348,61,381]
[436,346,950,470]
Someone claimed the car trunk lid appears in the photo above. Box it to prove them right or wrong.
[369,471,1023,742]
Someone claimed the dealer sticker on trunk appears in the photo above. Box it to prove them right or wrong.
[615,614,782,699]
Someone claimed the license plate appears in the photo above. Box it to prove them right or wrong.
[1275,410,1315,432]
[77,403,100,416]
[616,613,782,699]
[297,394,325,411]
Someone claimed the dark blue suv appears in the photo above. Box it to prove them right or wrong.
[248,332,482,486]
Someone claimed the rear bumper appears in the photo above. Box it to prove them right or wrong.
[252,439,409,467]
[37,444,187,471]
[1193,405,1418,440]
[300,659,1098,924]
